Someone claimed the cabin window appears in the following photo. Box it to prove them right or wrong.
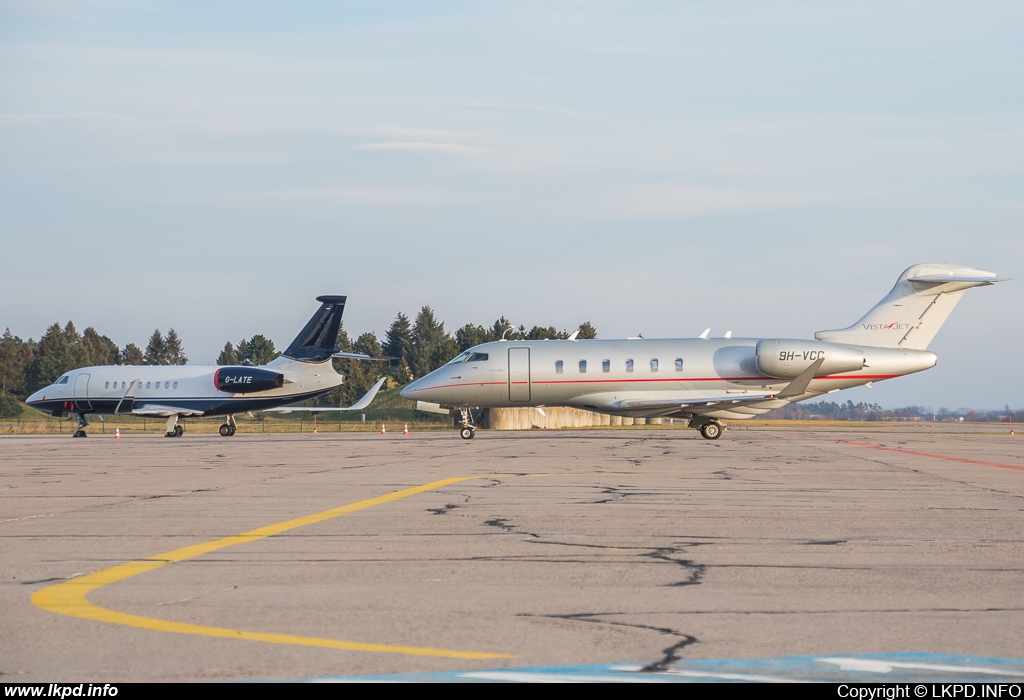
[121,382,126,389]
[675,358,684,371]
[625,359,634,372]
[105,382,110,389]
[602,359,610,372]
[146,382,151,389]
[173,381,178,389]
[57,376,69,385]
[579,360,587,373]
[555,360,563,374]
[650,359,659,372]
[164,382,169,389]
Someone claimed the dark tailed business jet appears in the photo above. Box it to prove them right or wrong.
[402,264,1002,440]
[27,296,385,437]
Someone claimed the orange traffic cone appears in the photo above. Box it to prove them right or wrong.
[403,424,409,435]
[115,428,120,439]
[380,423,386,435]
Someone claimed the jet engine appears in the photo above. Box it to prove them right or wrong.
[756,340,865,379]
[213,367,284,393]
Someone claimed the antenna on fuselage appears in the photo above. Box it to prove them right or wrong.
[500,322,516,341]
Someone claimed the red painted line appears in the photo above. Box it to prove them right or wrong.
[535,374,898,386]
[408,374,901,393]
[839,440,1024,472]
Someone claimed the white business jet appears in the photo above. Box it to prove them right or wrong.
[26,296,385,437]
[401,264,1002,440]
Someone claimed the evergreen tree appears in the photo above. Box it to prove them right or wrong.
[234,337,248,364]
[411,307,458,378]
[456,323,494,351]
[491,317,519,340]
[163,329,188,365]
[62,322,89,369]
[26,323,75,392]
[121,343,144,365]
[0,329,33,416]
[216,342,238,366]
[576,322,597,339]
[81,327,119,366]
[343,331,383,399]
[382,312,413,382]
[526,325,567,340]
[143,330,166,365]
[244,335,279,366]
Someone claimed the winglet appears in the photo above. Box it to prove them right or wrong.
[698,328,710,340]
[264,377,387,413]
[346,377,388,411]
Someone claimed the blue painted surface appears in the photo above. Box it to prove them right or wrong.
[303,653,1024,683]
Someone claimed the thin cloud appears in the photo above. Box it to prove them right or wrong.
[607,184,834,218]
[355,141,490,155]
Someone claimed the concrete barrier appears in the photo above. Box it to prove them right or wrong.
[485,408,681,430]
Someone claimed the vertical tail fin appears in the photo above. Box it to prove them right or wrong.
[814,264,999,350]
[282,295,347,362]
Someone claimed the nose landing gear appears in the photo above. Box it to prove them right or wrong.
[72,412,89,438]
[458,408,476,439]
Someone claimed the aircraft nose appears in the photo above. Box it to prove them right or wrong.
[26,388,45,406]
[399,379,422,400]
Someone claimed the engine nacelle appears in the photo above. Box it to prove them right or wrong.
[756,340,865,379]
[213,367,284,393]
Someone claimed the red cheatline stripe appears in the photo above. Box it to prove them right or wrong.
[839,440,1024,472]
[407,375,900,392]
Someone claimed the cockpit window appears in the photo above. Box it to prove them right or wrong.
[56,375,69,385]
[445,352,471,365]
[446,351,489,365]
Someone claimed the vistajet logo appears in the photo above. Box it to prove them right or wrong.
[862,322,912,331]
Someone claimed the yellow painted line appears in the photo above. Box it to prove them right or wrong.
[32,476,515,659]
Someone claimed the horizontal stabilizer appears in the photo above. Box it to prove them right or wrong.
[265,377,386,413]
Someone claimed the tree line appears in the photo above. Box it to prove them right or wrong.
[0,306,597,416]
[764,400,1024,423]
[0,324,185,416]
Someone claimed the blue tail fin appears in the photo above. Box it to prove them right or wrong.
[282,295,347,362]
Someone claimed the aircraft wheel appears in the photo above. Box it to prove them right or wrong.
[219,424,232,437]
[699,423,723,440]
[460,427,475,440]
[73,430,87,438]
[174,425,184,437]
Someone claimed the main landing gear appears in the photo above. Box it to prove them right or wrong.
[697,421,724,440]
[165,415,185,438]
[72,413,89,438]
[218,414,238,437]
[458,407,476,440]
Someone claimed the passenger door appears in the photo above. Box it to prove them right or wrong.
[74,373,92,412]
[508,348,531,402]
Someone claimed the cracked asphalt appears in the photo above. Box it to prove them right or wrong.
[2,426,1022,681]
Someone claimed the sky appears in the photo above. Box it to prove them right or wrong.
[1,1,1021,410]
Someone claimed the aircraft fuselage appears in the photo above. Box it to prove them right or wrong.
[401,338,937,420]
